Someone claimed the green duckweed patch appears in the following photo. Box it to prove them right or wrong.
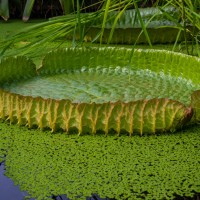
[0,122,200,200]
[0,121,13,163]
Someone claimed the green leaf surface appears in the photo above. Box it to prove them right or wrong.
[83,6,190,44]
[0,56,36,84]
[93,6,181,29]
[39,48,200,87]
[190,90,200,123]
[0,48,199,134]
[3,66,197,104]
[0,90,192,135]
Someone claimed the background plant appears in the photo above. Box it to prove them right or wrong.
[0,0,200,58]
[160,0,200,55]
[0,0,74,21]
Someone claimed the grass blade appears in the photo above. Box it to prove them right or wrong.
[59,0,74,15]
[133,0,152,47]
[100,0,111,44]
[107,2,132,44]
[22,0,35,22]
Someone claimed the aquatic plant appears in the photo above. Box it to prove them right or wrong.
[83,6,186,44]
[1,121,200,200]
[1,0,199,58]
[0,0,73,21]
[0,47,200,135]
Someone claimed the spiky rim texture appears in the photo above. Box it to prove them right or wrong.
[0,47,199,134]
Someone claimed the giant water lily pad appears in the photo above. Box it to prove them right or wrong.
[0,47,199,135]
[83,6,191,44]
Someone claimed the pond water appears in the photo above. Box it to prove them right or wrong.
[0,162,33,200]
[0,161,106,200]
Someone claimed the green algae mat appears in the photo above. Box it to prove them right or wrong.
[0,47,200,135]
[0,122,200,200]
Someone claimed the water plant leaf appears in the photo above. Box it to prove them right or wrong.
[0,90,192,135]
[0,5,193,58]
[190,90,200,123]
[0,48,198,134]
[86,6,187,44]
[0,56,36,84]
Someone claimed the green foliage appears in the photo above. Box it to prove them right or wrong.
[22,0,36,22]
[190,90,200,123]
[0,0,73,21]
[1,48,199,134]
[0,121,200,199]
[0,0,35,21]
[3,66,196,104]
[0,56,36,84]
[1,1,200,57]
[0,121,13,163]
[39,48,200,85]
[59,0,74,15]
[0,0,9,21]
[160,0,200,55]
[0,90,192,135]
[88,6,185,44]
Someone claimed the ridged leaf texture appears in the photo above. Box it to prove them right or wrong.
[0,56,36,84]
[0,90,192,135]
[82,6,191,44]
[0,47,199,135]
[39,48,200,80]
[190,90,200,123]
[93,6,180,29]
[3,66,196,104]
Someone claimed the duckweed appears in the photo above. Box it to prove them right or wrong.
[0,122,200,199]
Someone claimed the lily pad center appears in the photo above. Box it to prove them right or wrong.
[3,66,196,104]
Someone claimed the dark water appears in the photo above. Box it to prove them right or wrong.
[0,162,29,200]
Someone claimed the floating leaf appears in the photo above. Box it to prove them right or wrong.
[0,48,200,134]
